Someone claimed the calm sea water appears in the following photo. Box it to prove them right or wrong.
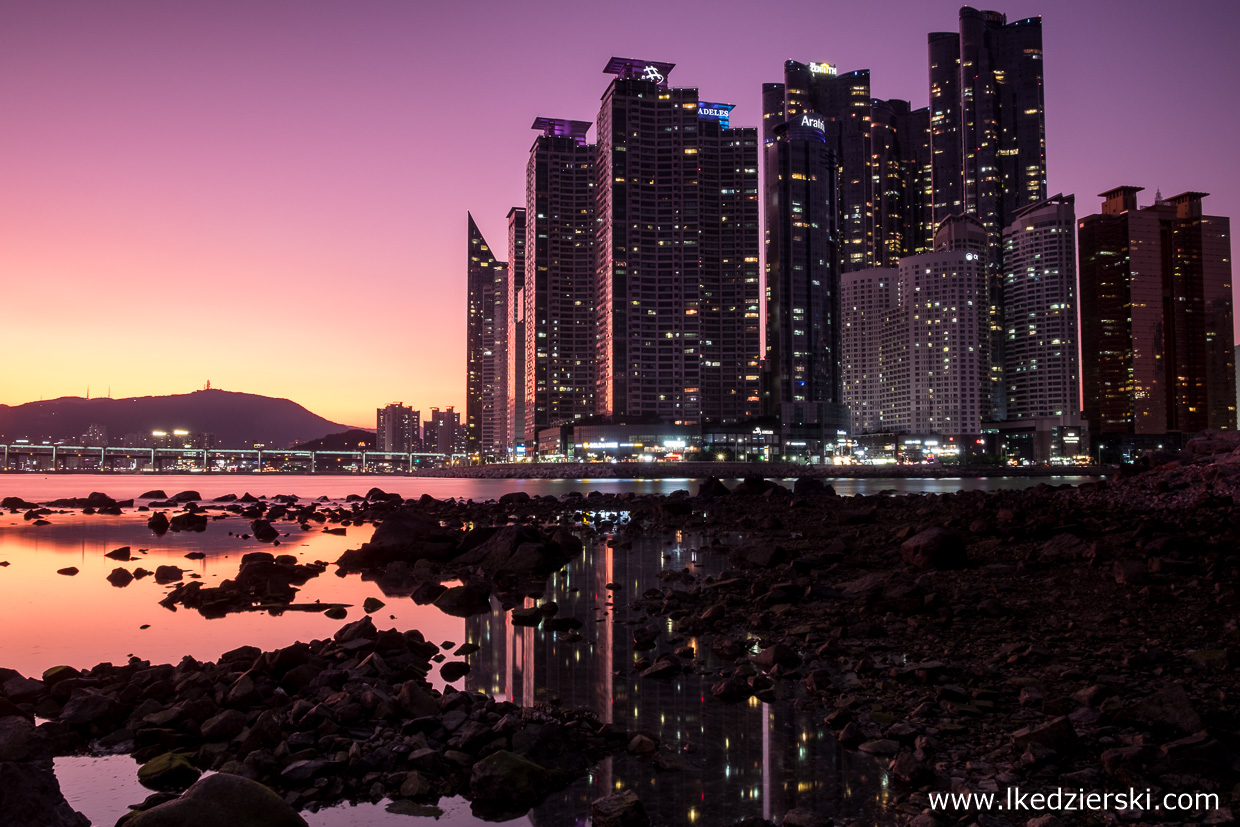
[2,473,1096,825]
[0,471,1101,503]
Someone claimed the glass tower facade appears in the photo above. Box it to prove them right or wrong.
[763,112,847,436]
[594,57,760,424]
[524,119,596,445]
[466,215,507,460]
[1079,188,1235,434]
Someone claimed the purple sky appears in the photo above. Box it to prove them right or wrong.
[2,0,1236,427]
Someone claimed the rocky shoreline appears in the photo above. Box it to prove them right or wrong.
[0,434,1237,825]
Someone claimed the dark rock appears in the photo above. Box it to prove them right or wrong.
[147,512,170,534]
[250,520,279,543]
[469,750,565,808]
[59,691,119,726]
[154,566,184,584]
[433,583,493,617]
[900,527,967,570]
[121,772,307,826]
[107,567,135,587]
[1125,683,1204,735]
[1012,716,1078,753]
[0,761,89,827]
[591,789,650,827]
[781,808,833,827]
[137,751,202,791]
[440,661,470,682]
[105,546,132,561]
[0,716,35,761]
[199,709,247,741]
[56,567,79,576]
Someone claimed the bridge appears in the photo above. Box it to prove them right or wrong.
[0,443,462,473]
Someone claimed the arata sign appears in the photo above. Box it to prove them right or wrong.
[808,62,836,76]
[799,113,826,132]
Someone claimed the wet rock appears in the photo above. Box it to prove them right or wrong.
[900,527,967,570]
[627,734,659,755]
[147,512,170,535]
[454,526,571,574]
[0,761,89,827]
[0,716,36,761]
[154,566,184,584]
[752,643,801,671]
[1124,683,1204,735]
[59,691,120,727]
[440,661,470,682]
[105,546,133,561]
[591,789,650,827]
[250,520,279,543]
[168,513,207,533]
[199,709,247,741]
[433,583,492,617]
[137,751,202,791]
[781,808,833,827]
[468,750,565,809]
[107,567,135,587]
[120,772,307,826]
[1011,716,1077,753]
[56,567,79,576]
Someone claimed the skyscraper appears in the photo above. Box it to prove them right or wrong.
[423,406,462,457]
[1078,187,1235,435]
[1001,194,1078,420]
[465,214,507,460]
[523,118,596,445]
[505,207,526,458]
[376,403,419,453]
[594,58,760,425]
[763,61,932,273]
[928,8,1047,420]
[763,110,847,440]
[841,268,897,434]
[841,216,987,435]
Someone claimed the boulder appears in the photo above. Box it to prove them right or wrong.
[137,751,202,791]
[469,750,565,808]
[433,583,493,617]
[250,520,279,543]
[591,789,650,827]
[1125,683,1204,735]
[147,512,170,535]
[900,527,967,570]
[59,691,119,727]
[696,477,731,499]
[154,566,184,584]
[0,761,89,827]
[107,567,135,587]
[0,716,35,761]
[120,772,306,827]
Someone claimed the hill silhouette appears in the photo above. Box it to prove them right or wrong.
[294,429,377,451]
[0,390,357,448]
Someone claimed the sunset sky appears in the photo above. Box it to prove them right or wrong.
[2,0,1237,428]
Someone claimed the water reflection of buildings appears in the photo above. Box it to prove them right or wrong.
[465,534,883,826]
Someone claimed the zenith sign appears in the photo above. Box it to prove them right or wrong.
[641,65,664,83]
